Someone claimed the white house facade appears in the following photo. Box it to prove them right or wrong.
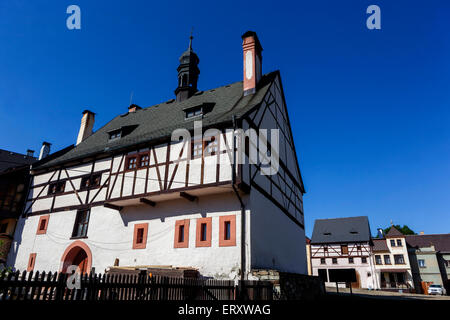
[7,31,307,280]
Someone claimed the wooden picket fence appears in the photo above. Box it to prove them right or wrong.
[0,270,273,301]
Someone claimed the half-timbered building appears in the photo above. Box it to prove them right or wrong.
[310,216,377,288]
[7,31,307,279]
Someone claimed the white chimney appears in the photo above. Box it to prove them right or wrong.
[76,110,95,145]
[39,142,51,160]
[242,31,263,96]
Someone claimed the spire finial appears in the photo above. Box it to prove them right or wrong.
[189,27,194,51]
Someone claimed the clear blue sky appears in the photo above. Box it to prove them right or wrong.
[1,1,449,236]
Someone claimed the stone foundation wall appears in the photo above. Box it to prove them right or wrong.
[251,269,325,300]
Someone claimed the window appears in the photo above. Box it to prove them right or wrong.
[200,224,207,241]
[323,232,331,236]
[204,137,218,156]
[320,258,326,264]
[349,257,354,264]
[0,222,7,234]
[444,260,449,268]
[418,259,426,268]
[27,253,36,272]
[191,141,203,159]
[185,107,203,119]
[396,239,402,247]
[332,258,338,264]
[323,245,328,252]
[375,255,382,265]
[390,239,396,247]
[219,215,236,247]
[174,219,190,248]
[341,245,348,255]
[384,255,391,265]
[132,223,148,249]
[48,181,65,195]
[36,215,49,235]
[356,245,361,251]
[126,156,137,170]
[109,129,122,140]
[72,210,90,238]
[196,217,212,247]
[361,257,367,264]
[139,154,150,167]
[394,254,405,265]
[80,174,102,190]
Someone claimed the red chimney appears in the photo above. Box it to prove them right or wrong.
[242,31,263,96]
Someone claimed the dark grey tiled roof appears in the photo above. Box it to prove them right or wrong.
[406,234,450,253]
[372,239,389,252]
[38,71,278,169]
[311,216,372,244]
[0,149,36,173]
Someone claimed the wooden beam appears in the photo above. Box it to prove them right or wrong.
[104,203,123,212]
[179,192,197,202]
[139,198,156,207]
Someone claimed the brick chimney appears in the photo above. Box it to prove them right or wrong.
[128,104,142,113]
[242,31,263,96]
[38,142,51,160]
[76,110,95,145]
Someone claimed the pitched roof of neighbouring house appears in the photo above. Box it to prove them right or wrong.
[0,149,36,173]
[310,216,372,244]
[406,234,450,253]
[372,238,389,252]
[385,226,404,238]
[36,71,279,169]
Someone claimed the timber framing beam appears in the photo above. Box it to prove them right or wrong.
[139,198,156,207]
[104,203,123,212]
[180,192,197,202]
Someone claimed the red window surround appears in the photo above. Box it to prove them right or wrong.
[36,215,50,235]
[27,253,37,272]
[219,215,236,247]
[196,217,212,247]
[174,219,190,248]
[132,223,148,249]
[125,152,150,171]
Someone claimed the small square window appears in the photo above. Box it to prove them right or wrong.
[390,239,396,247]
[332,258,338,264]
[191,141,203,159]
[418,259,426,268]
[349,257,354,264]
[48,181,65,195]
[320,258,326,264]
[362,257,367,263]
[139,154,150,167]
[397,239,402,246]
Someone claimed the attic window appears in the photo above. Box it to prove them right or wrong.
[323,232,331,236]
[185,107,203,119]
[109,129,122,140]
[350,231,359,234]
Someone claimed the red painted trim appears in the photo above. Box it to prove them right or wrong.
[219,215,236,247]
[132,223,148,249]
[36,215,50,235]
[27,253,36,272]
[174,219,190,248]
[196,217,212,247]
[60,240,93,274]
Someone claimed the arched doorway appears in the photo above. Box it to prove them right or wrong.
[351,270,361,289]
[60,240,92,274]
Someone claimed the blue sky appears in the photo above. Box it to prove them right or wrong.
[0,1,449,236]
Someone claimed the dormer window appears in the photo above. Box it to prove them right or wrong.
[185,107,203,119]
[109,129,122,141]
[184,103,215,119]
[323,232,331,236]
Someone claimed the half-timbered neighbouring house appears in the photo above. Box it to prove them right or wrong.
[7,31,307,279]
[310,216,377,289]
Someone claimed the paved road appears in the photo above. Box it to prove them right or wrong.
[325,286,450,301]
